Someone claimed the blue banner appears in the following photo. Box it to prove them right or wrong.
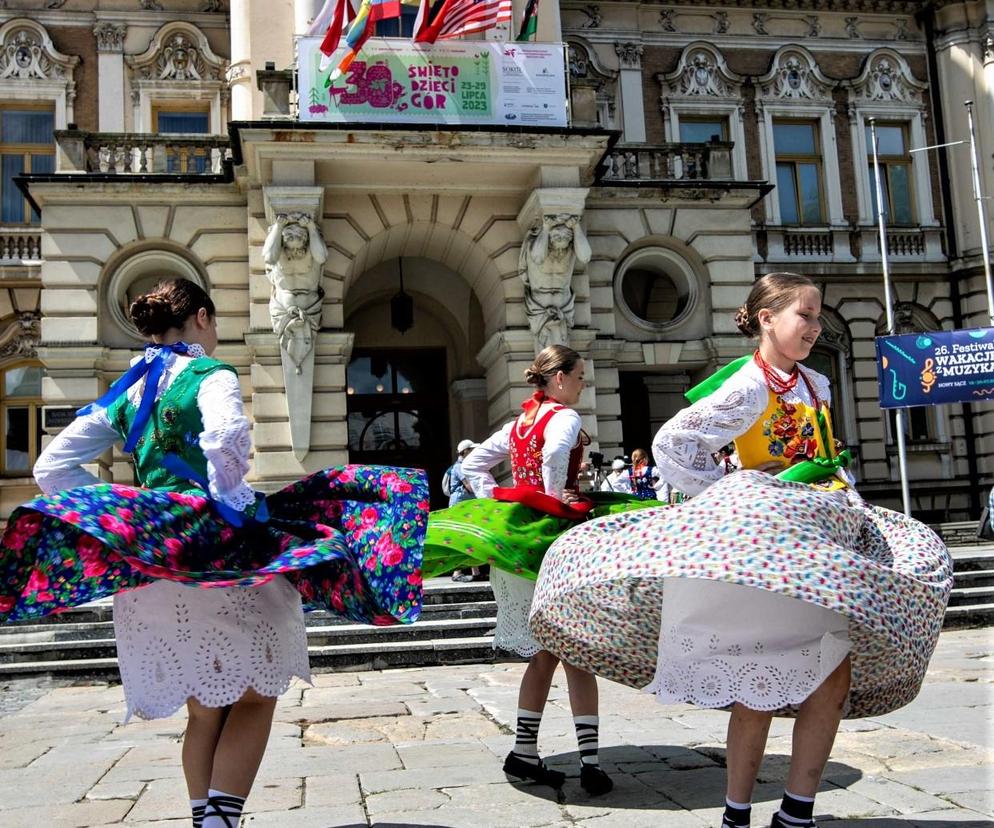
[875,327,994,408]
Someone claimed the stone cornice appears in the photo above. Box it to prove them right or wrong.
[562,0,927,13]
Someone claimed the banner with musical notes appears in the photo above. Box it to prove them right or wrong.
[876,326,994,408]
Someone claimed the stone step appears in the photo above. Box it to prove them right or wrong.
[948,585,994,607]
[0,635,500,679]
[950,546,994,571]
[952,569,994,588]
[942,602,994,628]
[0,617,499,664]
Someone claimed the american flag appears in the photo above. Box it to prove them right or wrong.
[413,0,512,42]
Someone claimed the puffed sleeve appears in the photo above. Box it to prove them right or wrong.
[461,422,513,499]
[652,371,768,497]
[542,408,581,499]
[197,369,255,511]
[32,409,120,495]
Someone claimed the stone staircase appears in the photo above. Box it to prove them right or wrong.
[1,544,992,680]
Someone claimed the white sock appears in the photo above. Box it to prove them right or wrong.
[203,788,245,828]
[511,708,543,765]
[191,797,208,828]
[574,714,600,766]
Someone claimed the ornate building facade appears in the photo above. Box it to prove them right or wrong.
[0,0,991,519]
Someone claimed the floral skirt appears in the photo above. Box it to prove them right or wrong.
[1,465,428,627]
[423,492,657,580]
[529,471,953,718]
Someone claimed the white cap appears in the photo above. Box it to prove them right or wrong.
[611,458,626,471]
[457,439,479,453]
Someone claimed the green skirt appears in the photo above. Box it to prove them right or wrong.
[423,492,661,581]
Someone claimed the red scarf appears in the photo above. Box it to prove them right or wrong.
[520,389,546,425]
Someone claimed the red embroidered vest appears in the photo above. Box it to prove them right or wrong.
[509,404,584,491]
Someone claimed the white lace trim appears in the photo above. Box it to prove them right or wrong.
[652,360,834,497]
[490,568,542,658]
[645,579,851,711]
[114,576,311,721]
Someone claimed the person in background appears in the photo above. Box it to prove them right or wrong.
[629,448,664,501]
[446,439,482,582]
[599,458,632,494]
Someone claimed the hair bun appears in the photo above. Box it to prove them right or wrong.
[734,304,755,337]
[130,294,175,337]
[524,366,543,386]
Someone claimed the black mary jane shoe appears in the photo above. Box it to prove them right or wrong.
[579,763,614,796]
[503,752,566,788]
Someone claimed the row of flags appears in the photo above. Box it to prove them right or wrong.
[306,0,539,79]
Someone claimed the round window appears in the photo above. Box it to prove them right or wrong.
[106,249,208,340]
[614,247,699,332]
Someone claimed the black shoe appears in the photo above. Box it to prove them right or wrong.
[503,751,566,788]
[580,763,614,796]
[770,816,815,828]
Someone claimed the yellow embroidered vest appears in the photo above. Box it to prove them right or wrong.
[733,390,846,490]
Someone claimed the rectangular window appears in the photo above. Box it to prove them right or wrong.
[374,3,419,37]
[888,407,931,444]
[773,120,824,225]
[153,105,211,173]
[866,123,914,225]
[679,118,727,144]
[1,364,44,476]
[0,105,54,225]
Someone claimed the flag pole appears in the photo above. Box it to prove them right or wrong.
[965,100,994,326]
[870,117,912,517]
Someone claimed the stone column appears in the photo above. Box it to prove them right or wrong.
[515,187,591,354]
[450,378,489,448]
[93,22,127,132]
[229,0,295,119]
[614,42,646,143]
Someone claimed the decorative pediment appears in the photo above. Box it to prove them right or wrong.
[659,43,743,100]
[0,18,78,83]
[126,22,227,82]
[757,46,835,102]
[566,37,617,88]
[850,49,926,106]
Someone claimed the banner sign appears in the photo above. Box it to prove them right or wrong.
[298,36,568,127]
[875,327,994,408]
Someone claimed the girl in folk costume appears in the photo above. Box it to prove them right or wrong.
[422,345,648,795]
[629,448,663,501]
[530,273,952,827]
[1,280,427,828]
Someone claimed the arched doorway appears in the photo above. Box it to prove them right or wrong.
[344,256,488,508]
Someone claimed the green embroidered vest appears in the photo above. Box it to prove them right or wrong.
[106,357,236,491]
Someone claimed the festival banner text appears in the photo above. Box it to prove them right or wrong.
[875,327,994,408]
[298,37,568,127]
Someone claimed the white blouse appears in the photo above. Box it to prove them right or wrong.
[33,345,255,511]
[651,359,835,497]
[461,405,582,500]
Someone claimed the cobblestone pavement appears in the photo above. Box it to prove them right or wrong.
[0,628,990,827]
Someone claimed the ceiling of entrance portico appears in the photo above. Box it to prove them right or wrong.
[233,126,611,192]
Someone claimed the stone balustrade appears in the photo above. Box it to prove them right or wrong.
[599,141,735,183]
[54,130,231,175]
[0,228,42,262]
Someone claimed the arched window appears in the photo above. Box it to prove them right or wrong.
[802,304,854,443]
[1,360,43,476]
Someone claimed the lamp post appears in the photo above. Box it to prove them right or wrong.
[965,100,994,326]
[870,117,912,517]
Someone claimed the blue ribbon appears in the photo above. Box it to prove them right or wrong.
[160,454,269,529]
[77,342,191,453]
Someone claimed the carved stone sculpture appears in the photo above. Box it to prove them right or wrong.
[518,214,591,350]
[262,212,328,372]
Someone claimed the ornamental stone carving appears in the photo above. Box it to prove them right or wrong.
[140,0,164,10]
[804,15,821,37]
[660,44,742,100]
[263,213,328,370]
[127,22,228,83]
[659,9,676,32]
[759,48,834,102]
[203,0,225,10]
[0,22,78,82]
[713,12,730,34]
[850,49,926,105]
[580,5,601,28]
[753,13,769,35]
[518,214,591,351]
[93,22,127,53]
[614,42,643,70]
[845,17,862,39]
[0,312,39,359]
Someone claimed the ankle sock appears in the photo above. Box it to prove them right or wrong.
[191,797,208,828]
[203,789,245,828]
[722,797,752,827]
[776,790,816,826]
[511,708,543,766]
[573,714,600,766]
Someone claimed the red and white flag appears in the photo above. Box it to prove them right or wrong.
[413,0,512,43]
[306,0,359,62]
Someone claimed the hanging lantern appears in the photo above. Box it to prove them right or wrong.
[391,258,414,334]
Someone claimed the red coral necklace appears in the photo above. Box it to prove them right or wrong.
[754,350,820,407]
